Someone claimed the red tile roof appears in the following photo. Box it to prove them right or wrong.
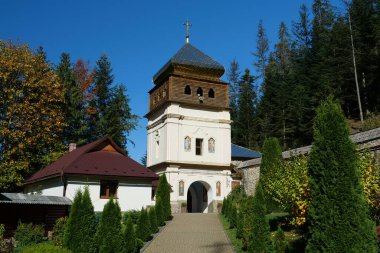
[25,136,158,184]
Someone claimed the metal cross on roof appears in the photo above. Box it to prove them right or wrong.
[183,20,192,44]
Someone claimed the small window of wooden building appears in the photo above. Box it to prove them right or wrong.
[197,87,203,97]
[216,181,221,196]
[231,181,241,189]
[184,85,191,95]
[179,180,185,196]
[196,138,203,155]
[208,89,215,98]
[100,180,118,199]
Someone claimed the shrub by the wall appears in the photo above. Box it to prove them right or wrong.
[136,208,151,242]
[53,217,67,246]
[123,210,140,225]
[149,207,159,234]
[155,199,164,226]
[14,222,44,247]
[156,174,171,220]
[273,227,287,253]
[20,242,71,253]
[121,215,137,253]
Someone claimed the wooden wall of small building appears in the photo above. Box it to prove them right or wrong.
[0,204,69,238]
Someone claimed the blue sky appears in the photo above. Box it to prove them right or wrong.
[1,0,343,162]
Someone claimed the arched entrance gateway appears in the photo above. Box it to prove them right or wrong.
[186,181,213,213]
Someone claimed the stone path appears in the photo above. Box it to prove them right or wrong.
[143,213,234,253]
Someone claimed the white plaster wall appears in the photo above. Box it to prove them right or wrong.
[147,103,231,167]
[63,176,153,212]
[24,178,64,196]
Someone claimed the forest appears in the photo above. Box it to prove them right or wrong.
[229,0,380,150]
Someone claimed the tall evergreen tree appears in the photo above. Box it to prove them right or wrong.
[56,53,87,145]
[156,174,171,220]
[248,184,272,253]
[77,187,97,253]
[227,60,241,144]
[96,199,123,253]
[306,97,377,252]
[106,84,138,150]
[253,19,269,81]
[155,199,165,226]
[235,69,257,149]
[148,207,159,234]
[122,214,137,253]
[136,208,151,242]
[64,190,83,251]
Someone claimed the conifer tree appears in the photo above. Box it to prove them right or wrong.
[273,227,287,253]
[260,137,283,210]
[136,208,151,242]
[56,53,86,146]
[122,214,137,253]
[229,203,237,228]
[253,19,269,80]
[155,199,164,226]
[236,208,244,239]
[306,97,377,253]
[77,187,97,253]
[64,190,83,251]
[96,199,123,253]
[149,207,159,234]
[156,174,171,220]
[227,60,241,144]
[235,69,257,149]
[242,196,254,250]
[248,184,272,253]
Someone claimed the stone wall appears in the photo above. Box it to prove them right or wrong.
[238,127,380,196]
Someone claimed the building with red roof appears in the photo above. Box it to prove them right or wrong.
[24,136,158,211]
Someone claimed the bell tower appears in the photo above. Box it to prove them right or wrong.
[146,41,232,213]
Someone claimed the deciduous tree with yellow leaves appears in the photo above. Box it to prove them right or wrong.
[0,40,65,191]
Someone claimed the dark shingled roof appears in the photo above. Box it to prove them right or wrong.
[153,43,225,82]
[231,144,261,160]
[25,136,158,184]
[0,193,72,205]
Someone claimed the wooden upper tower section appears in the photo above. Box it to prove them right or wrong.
[147,43,229,116]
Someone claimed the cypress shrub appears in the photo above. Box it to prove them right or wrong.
[156,174,171,220]
[122,214,137,253]
[96,199,122,253]
[77,186,96,253]
[260,137,283,211]
[242,196,254,250]
[229,203,237,228]
[273,227,287,253]
[149,207,159,234]
[248,184,272,253]
[53,216,67,246]
[64,189,83,251]
[221,197,226,215]
[306,97,377,253]
[236,208,244,239]
[156,198,165,226]
[136,208,151,242]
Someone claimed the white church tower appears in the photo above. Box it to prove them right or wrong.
[146,37,232,213]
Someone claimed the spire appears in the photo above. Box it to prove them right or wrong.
[183,20,192,44]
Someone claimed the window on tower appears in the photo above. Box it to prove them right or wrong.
[208,89,215,98]
[196,138,203,155]
[208,138,215,153]
[184,85,191,95]
[197,87,203,97]
[179,180,184,196]
[216,181,221,196]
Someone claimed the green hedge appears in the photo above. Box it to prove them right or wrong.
[19,242,71,253]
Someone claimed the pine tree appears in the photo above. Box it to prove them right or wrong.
[229,203,237,228]
[156,174,171,220]
[236,208,244,239]
[242,196,255,250]
[253,19,269,81]
[136,208,151,242]
[77,186,97,253]
[149,207,159,234]
[64,189,83,251]
[227,60,241,144]
[248,184,272,253]
[96,199,123,253]
[56,53,86,146]
[235,69,257,149]
[122,214,137,253]
[155,199,164,226]
[306,97,377,253]
[106,85,138,150]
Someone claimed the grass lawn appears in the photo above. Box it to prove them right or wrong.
[219,214,245,253]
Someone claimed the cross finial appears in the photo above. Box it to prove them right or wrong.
[183,20,192,44]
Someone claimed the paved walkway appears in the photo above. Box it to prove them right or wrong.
[143,213,234,253]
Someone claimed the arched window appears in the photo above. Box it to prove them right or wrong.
[184,85,191,95]
[197,87,203,97]
[208,89,215,98]
[216,181,221,196]
[179,180,184,196]
[184,136,191,151]
[208,138,215,153]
